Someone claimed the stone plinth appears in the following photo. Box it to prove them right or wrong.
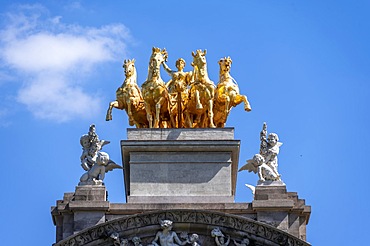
[51,185,109,241]
[121,128,240,203]
[252,181,311,241]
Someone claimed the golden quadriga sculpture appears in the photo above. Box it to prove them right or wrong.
[106,47,252,128]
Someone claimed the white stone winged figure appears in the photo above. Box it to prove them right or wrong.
[239,123,282,182]
[79,124,122,186]
[79,152,122,185]
[239,154,280,182]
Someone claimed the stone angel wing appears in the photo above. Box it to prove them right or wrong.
[105,160,123,173]
[238,159,258,174]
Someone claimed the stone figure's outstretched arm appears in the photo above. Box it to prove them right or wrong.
[151,232,160,246]
[173,232,187,245]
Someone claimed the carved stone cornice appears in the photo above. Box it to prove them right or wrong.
[54,209,310,246]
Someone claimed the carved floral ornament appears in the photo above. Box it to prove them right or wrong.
[54,210,309,246]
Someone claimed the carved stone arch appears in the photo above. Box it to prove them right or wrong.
[54,210,310,246]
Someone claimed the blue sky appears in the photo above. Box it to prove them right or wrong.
[1,0,369,245]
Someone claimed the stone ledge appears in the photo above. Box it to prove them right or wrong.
[69,201,110,211]
[127,196,235,204]
[127,128,235,140]
[252,199,295,210]
[108,202,253,211]
[257,180,286,186]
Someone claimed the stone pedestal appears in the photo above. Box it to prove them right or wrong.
[121,128,240,203]
[51,185,109,241]
[252,181,311,241]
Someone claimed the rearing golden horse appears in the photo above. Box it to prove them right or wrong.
[106,59,148,128]
[185,49,216,128]
[213,56,251,127]
[141,47,172,128]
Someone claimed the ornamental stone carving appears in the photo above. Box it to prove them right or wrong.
[239,122,283,182]
[54,210,309,246]
[151,220,187,246]
[78,124,122,186]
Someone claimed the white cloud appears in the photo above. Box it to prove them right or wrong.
[17,73,101,122]
[0,4,132,122]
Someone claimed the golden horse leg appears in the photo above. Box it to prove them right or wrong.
[195,90,203,109]
[155,98,165,128]
[127,101,137,126]
[106,100,119,121]
[170,106,177,128]
[225,96,230,115]
[208,99,216,128]
[144,101,153,128]
[235,94,252,111]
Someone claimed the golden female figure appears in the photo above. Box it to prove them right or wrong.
[163,58,192,128]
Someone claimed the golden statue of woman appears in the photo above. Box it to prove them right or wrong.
[162,58,192,128]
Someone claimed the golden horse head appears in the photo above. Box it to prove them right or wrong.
[218,56,232,75]
[123,59,136,78]
[191,49,207,67]
[149,47,168,77]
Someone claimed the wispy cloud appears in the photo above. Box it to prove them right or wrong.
[0,4,132,122]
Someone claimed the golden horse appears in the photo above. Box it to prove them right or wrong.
[185,49,216,128]
[213,57,251,127]
[106,59,148,128]
[141,47,172,128]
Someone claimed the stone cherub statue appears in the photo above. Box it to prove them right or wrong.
[78,124,122,186]
[239,123,282,182]
[187,234,201,246]
[211,228,230,246]
[132,236,143,246]
[151,220,187,246]
[80,124,110,171]
[110,232,129,246]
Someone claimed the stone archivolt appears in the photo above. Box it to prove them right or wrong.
[54,210,309,246]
